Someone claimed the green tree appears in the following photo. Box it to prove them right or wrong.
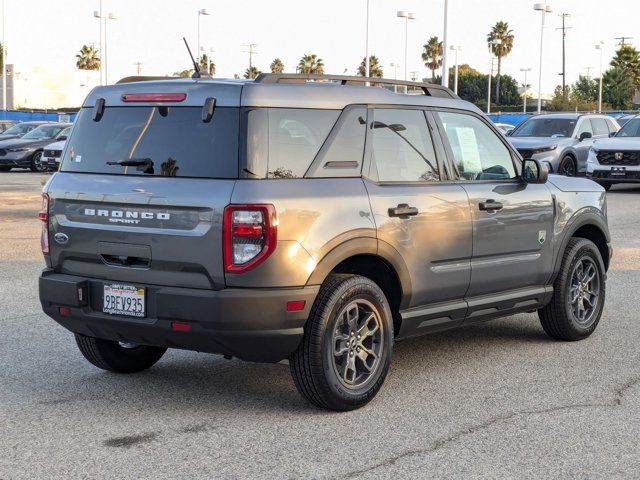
[244,66,261,79]
[75,44,100,71]
[422,36,443,82]
[298,53,324,74]
[357,55,383,77]
[572,75,598,103]
[610,44,640,90]
[487,21,515,103]
[197,54,216,75]
[270,58,284,73]
[603,67,634,109]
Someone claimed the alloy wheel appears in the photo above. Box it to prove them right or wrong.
[331,299,384,389]
[567,257,600,326]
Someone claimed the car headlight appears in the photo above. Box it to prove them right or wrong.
[7,147,32,152]
[531,145,558,154]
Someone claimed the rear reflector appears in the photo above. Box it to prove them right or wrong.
[58,307,71,316]
[286,300,306,312]
[38,194,50,255]
[121,93,187,103]
[171,322,191,332]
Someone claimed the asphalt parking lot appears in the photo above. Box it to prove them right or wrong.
[1,171,639,479]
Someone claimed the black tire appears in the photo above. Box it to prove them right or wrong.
[538,238,606,341]
[30,150,46,172]
[598,182,612,191]
[559,156,577,176]
[75,334,167,373]
[290,274,393,411]
[0,166,11,172]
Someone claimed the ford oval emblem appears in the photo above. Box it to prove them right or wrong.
[54,232,69,245]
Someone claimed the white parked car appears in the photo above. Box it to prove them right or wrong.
[587,114,640,190]
[41,126,71,171]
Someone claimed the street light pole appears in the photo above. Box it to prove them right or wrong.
[397,11,415,82]
[441,0,449,87]
[450,45,461,95]
[2,0,6,110]
[365,0,370,78]
[520,67,531,113]
[197,8,210,64]
[596,42,604,113]
[487,39,502,114]
[534,2,552,113]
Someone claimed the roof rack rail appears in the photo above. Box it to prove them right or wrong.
[116,76,182,84]
[253,73,458,99]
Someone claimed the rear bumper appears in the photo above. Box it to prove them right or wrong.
[39,269,319,363]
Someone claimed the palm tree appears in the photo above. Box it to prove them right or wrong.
[244,66,261,79]
[270,58,285,73]
[422,37,443,82]
[75,44,100,71]
[487,21,515,104]
[198,54,216,75]
[297,53,324,74]
[357,55,383,77]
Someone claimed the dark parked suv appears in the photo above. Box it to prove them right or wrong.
[39,74,611,410]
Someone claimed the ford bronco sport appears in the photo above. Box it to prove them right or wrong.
[39,74,611,411]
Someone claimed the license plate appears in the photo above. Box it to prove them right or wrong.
[611,167,626,176]
[103,284,145,317]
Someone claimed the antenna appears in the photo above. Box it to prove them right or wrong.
[183,37,204,78]
[615,36,633,46]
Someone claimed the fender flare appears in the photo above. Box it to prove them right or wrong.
[550,209,611,283]
[306,237,413,309]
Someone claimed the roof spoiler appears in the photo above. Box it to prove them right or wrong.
[253,73,458,99]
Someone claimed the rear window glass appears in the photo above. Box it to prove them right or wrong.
[61,106,239,178]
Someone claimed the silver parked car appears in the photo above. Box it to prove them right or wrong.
[509,113,619,176]
[588,114,640,190]
[39,74,611,411]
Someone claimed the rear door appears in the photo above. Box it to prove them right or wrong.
[433,110,554,319]
[364,107,472,336]
[47,88,241,291]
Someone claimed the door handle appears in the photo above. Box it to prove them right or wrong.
[388,203,419,218]
[478,199,504,212]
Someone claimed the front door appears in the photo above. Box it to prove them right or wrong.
[364,108,473,336]
[434,110,555,318]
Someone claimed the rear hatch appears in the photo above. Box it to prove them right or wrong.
[45,80,242,290]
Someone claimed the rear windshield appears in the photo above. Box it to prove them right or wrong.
[61,106,239,178]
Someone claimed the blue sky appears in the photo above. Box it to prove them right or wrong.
[2,0,634,92]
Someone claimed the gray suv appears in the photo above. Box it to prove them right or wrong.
[38,74,612,411]
[509,113,619,176]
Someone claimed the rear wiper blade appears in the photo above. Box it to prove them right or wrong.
[107,158,153,167]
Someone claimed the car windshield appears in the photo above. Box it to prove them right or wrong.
[22,125,64,140]
[617,118,640,137]
[3,123,32,135]
[511,117,576,138]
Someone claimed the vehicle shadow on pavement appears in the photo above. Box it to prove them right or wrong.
[42,315,550,414]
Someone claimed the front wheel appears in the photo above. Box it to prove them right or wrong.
[0,166,11,172]
[75,334,167,373]
[559,156,577,176]
[538,238,606,341]
[597,181,612,191]
[290,274,393,411]
[30,151,46,172]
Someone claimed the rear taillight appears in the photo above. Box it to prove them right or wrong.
[38,193,50,255]
[121,93,187,103]
[223,205,277,273]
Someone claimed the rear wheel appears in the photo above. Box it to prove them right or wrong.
[290,274,393,411]
[75,334,167,373]
[559,156,577,176]
[30,151,46,172]
[538,238,606,341]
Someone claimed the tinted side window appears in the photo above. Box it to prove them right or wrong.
[267,109,339,178]
[591,118,609,136]
[371,109,439,182]
[437,111,516,181]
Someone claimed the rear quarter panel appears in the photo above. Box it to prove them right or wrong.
[227,178,375,288]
